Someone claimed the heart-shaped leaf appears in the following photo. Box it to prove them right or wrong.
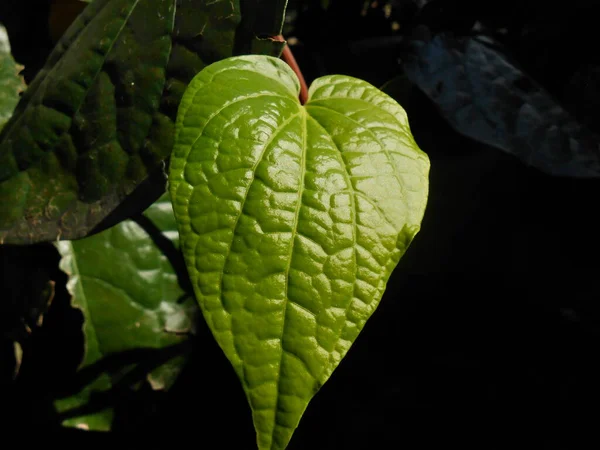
[0,0,286,244]
[169,55,429,449]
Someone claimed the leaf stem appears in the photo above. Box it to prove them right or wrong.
[276,35,308,105]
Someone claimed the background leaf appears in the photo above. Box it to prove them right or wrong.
[0,24,26,132]
[170,55,429,449]
[53,193,197,431]
[0,0,286,244]
[403,27,600,177]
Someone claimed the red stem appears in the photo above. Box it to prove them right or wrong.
[275,35,308,105]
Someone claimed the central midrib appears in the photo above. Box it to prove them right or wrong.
[270,106,308,449]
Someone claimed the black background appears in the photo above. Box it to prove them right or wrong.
[2,0,600,447]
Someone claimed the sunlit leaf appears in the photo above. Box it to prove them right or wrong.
[170,55,429,449]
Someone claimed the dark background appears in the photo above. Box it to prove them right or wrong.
[2,0,600,447]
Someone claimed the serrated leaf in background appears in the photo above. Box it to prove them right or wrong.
[53,193,197,432]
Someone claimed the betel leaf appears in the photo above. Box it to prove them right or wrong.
[0,0,286,245]
[54,193,197,431]
[169,55,429,449]
[0,24,26,132]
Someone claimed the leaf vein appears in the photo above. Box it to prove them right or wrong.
[305,114,359,379]
[272,108,308,437]
[306,104,406,192]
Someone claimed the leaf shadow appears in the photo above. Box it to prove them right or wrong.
[130,213,194,299]
[88,166,167,239]
[54,341,193,425]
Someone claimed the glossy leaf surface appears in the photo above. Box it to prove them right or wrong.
[169,55,429,449]
[0,0,285,244]
[54,193,197,431]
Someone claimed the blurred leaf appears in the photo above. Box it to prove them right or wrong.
[12,341,22,379]
[0,24,26,132]
[0,0,286,244]
[54,193,197,431]
[404,27,600,177]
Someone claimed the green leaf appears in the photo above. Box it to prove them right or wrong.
[169,55,429,449]
[0,24,26,132]
[54,193,197,431]
[0,0,286,244]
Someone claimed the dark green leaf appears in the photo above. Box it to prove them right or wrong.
[170,55,429,449]
[54,193,197,431]
[404,28,600,177]
[0,0,285,244]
